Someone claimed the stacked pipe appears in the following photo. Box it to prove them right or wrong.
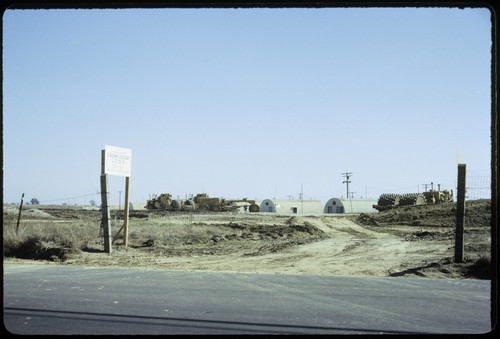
[399,193,420,206]
[377,193,401,206]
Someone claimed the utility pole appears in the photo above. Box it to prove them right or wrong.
[299,184,303,214]
[342,172,352,199]
[421,183,431,192]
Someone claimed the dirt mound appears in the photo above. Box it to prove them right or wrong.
[3,206,56,219]
[355,199,492,279]
[356,199,491,228]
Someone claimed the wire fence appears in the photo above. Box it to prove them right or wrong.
[13,193,103,207]
[466,169,491,200]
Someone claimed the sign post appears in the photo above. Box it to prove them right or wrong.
[101,145,132,251]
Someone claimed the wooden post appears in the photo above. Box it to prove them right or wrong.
[16,193,24,235]
[101,145,132,248]
[101,150,112,253]
[123,176,130,246]
[455,164,466,263]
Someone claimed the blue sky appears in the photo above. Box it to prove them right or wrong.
[2,7,492,206]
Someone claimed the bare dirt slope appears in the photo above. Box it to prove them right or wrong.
[3,200,492,279]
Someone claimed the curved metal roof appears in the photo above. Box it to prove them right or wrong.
[324,198,378,214]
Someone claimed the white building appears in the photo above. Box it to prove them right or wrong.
[259,199,324,215]
[323,198,378,214]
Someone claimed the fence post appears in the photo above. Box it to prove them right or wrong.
[455,164,466,263]
[16,193,24,235]
[122,176,130,246]
[101,150,112,253]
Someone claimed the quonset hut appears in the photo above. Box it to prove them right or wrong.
[260,199,323,215]
[323,198,378,214]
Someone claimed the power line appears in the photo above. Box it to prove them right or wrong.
[39,192,101,203]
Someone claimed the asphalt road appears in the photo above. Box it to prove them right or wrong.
[3,264,492,335]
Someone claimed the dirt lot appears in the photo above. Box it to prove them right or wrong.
[3,200,492,280]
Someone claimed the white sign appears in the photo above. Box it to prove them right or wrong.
[104,145,132,177]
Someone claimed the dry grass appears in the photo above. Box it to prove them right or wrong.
[3,219,97,258]
[3,213,236,260]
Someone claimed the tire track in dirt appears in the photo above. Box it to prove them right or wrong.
[198,216,451,277]
[275,217,410,276]
[158,216,412,276]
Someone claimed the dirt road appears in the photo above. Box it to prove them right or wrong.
[60,213,490,279]
[3,200,492,280]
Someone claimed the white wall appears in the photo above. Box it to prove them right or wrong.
[324,198,378,214]
[260,199,324,214]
